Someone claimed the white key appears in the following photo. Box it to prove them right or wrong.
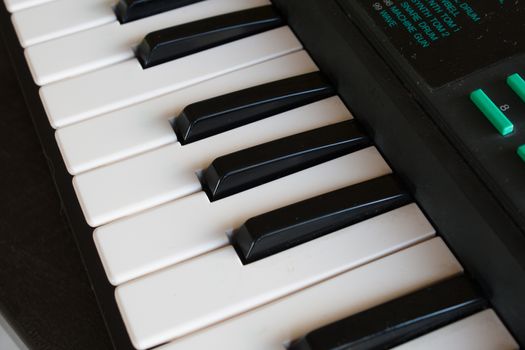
[40,26,301,128]
[4,0,54,12]
[56,51,318,175]
[75,97,349,227]
[394,309,519,350]
[116,204,436,350]
[26,0,270,85]
[12,0,115,48]
[95,147,393,285]
[155,238,461,350]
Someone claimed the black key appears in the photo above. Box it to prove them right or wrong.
[116,0,204,24]
[232,175,411,264]
[289,276,487,350]
[137,5,284,68]
[174,72,334,145]
[201,120,370,201]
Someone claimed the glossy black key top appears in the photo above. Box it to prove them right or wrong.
[137,5,284,68]
[232,175,410,264]
[116,0,204,24]
[174,72,334,145]
[201,120,370,201]
[289,276,487,350]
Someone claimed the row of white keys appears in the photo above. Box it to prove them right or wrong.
[56,51,318,175]
[4,0,53,13]
[115,203,436,350]
[26,0,270,85]
[394,309,518,350]
[40,26,300,128]
[12,0,115,48]
[152,238,461,350]
[74,97,349,227]
[95,147,392,285]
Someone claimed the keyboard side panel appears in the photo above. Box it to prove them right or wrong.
[0,3,134,350]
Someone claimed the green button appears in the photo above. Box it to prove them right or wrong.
[518,145,525,163]
[507,73,525,103]
[470,89,514,136]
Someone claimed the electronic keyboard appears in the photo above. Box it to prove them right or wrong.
[1,0,524,349]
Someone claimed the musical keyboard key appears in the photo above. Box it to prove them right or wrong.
[11,0,115,47]
[155,238,461,350]
[202,120,370,200]
[74,97,349,227]
[233,174,411,264]
[289,276,486,350]
[116,0,204,24]
[41,26,301,128]
[4,0,53,12]
[138,6,283,68]
[56,51,318,175]
[174,71,333,145]
[95,147,392,286]
[393,309,518,350]
[115,204,436,349]
[26,0,269,85]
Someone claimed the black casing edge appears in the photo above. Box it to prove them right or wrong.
[0,4,134,350]
[272,0,525,345]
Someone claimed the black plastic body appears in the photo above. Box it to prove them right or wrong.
[201,120,370,201]
[233,175,410,264]
[137,5,284,68]
[174,71,334,144]
[289,276,487,350]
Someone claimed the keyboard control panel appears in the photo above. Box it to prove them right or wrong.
[339,0,525,231]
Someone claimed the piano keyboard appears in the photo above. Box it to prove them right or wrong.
[2,0,521,349]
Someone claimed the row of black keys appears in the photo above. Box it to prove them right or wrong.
[167,69,410,264]
[169,65,487,350]
[112,2,413,265]
[117,1,285,68]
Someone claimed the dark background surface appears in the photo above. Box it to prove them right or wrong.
[0,34,112,349]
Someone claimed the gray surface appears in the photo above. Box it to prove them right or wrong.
[0,312,26,350]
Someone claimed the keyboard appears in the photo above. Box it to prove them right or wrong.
[1,0,524,349]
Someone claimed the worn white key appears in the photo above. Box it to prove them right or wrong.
[95,147,392,285]
[155,238,460,350]
[116,204,436,350]
[75,97,348,227]
[394,309,518,350]
[56,51,318,175]
[12,0,115,48]
[4,0,54,12]
[41,26,300,128]
[26,0,269,85]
